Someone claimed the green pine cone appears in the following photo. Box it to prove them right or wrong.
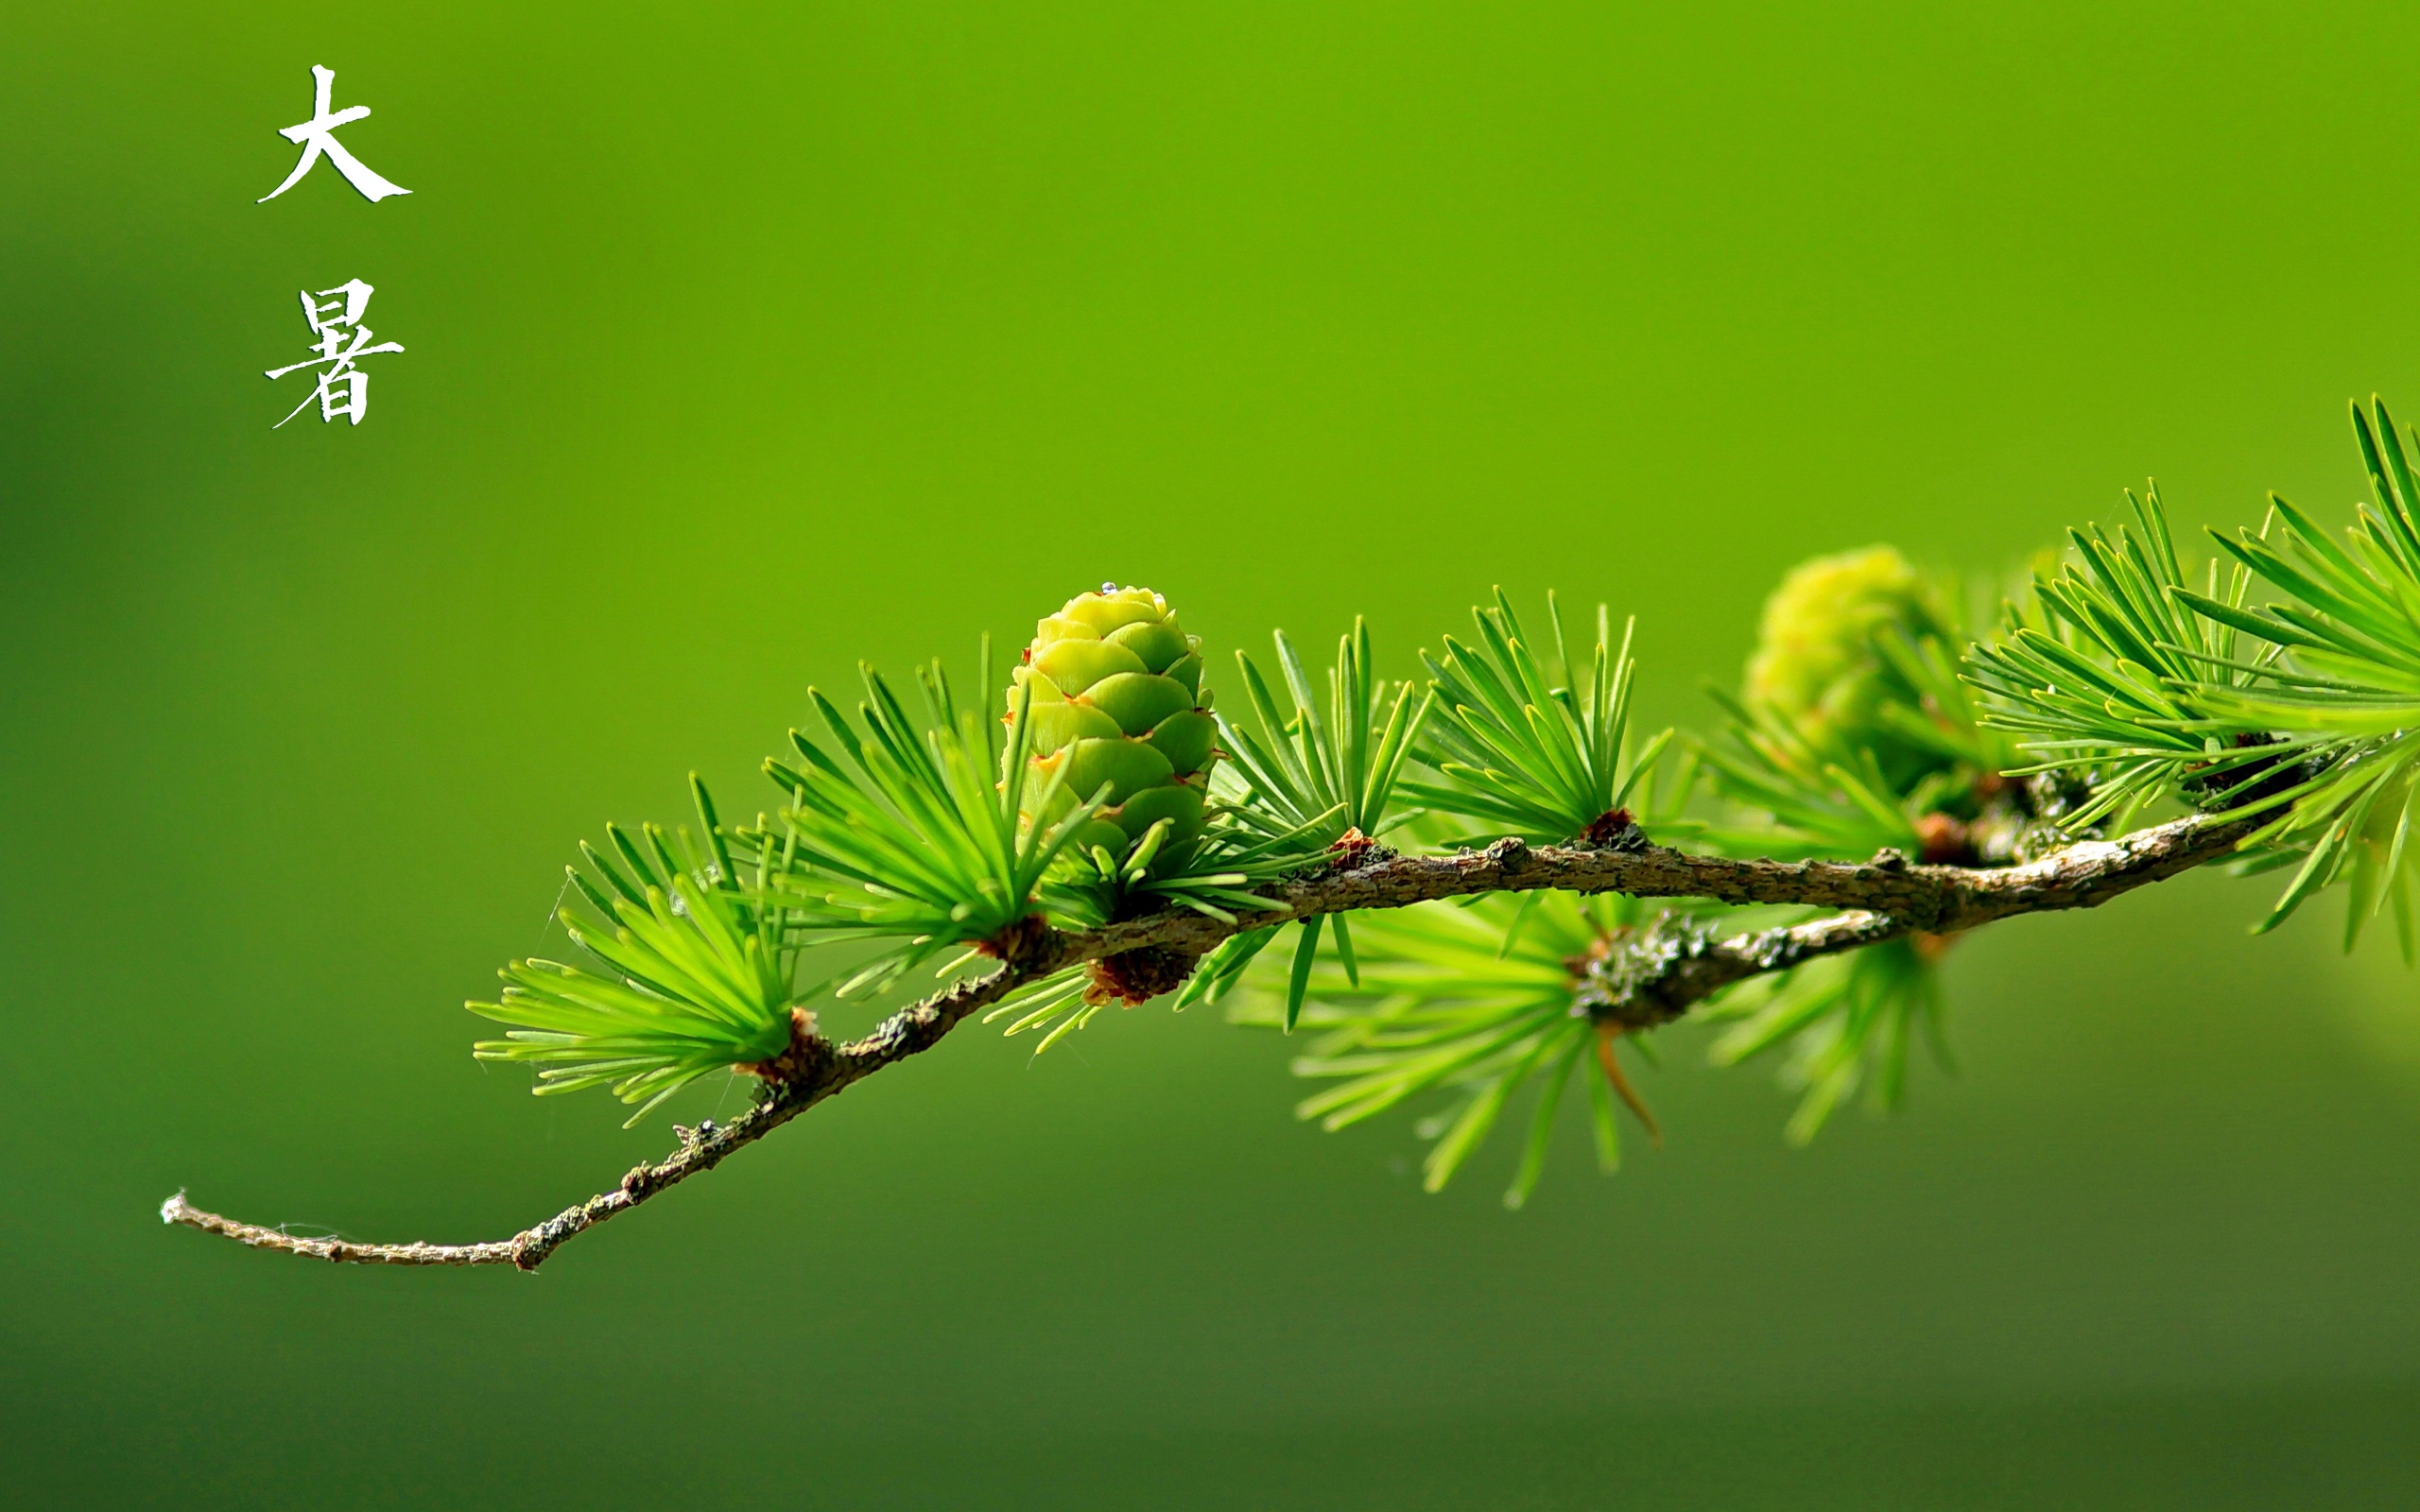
[1008,585,1216,868]
[1745,545,1951,793]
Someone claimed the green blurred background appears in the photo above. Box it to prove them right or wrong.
[8,3,2420,1506]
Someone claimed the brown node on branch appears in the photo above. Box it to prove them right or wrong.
[978,912,1052,966]
[1581,807,1645,850]
[1913,811,1979,867]
[738,1006,830,1085]
[1084,945,1201,1005]
[1328,826,1380,869]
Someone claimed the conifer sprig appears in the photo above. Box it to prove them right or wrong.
[1215,618,1432,850]
[1226,891,1668,1207]
[1703,934,1948,1144]
[985,817,1331,1054]
[1225,731,1709,1190]
[1173,622,1434,1028]
[468,789,796,1126]
[2176,401,2420,944]
[1698,689,1924,862]
[1404,591,1676,845]
[1970,401,2420,947]
[754,653,1103,996]
[1965,485,2272,833]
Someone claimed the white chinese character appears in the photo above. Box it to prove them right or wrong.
[266,279,406,427]
[258,65,411,204]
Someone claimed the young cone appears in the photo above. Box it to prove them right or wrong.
[1007,585,1216,872]
[1746,545,1952,793]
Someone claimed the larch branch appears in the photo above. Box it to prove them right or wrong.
[164,810,2255,1270]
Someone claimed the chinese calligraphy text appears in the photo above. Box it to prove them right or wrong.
[258,65,411,204]
[265,280,406,427]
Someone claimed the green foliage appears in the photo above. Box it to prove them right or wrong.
[1966,483,2271,833]
[1972,400,2420,950]
[1403,590,1676,845]
[978,819,1324,1053]
[2187,402,2420,947]
[1704,935,1948,1144]
[1226,891,1668,1207]
[1707,550,2022,861]
[464,399,2420,1153]
[1223,753,1709,1194]
[1695,556,2029,1141]
[754,653,1103,997]
[468,785,796,1126]
[1216,617,1432,850]
[977,965,1098,1052]
[1742,545,1957,793]
[1699,688,1924,862]
[1172,620,1433,1030]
